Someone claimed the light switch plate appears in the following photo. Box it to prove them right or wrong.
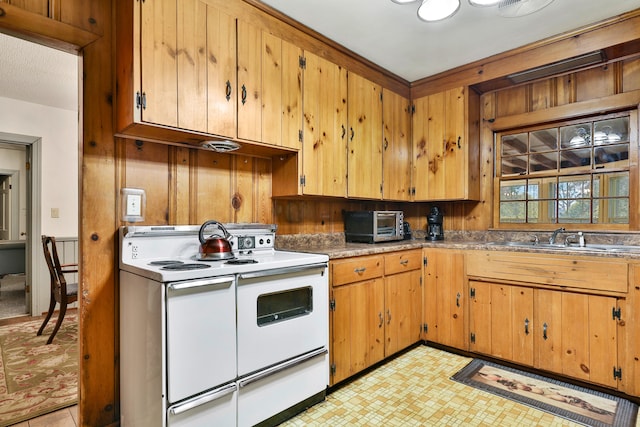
[121,188,145,222]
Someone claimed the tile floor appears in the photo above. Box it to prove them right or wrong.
[13,345,640,427]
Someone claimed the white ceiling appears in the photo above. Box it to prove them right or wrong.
[0,32,78,111]
[260,0,640,82]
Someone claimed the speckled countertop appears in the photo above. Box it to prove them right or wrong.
[275,230,640,260]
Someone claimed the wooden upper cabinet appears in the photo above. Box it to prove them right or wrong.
[347,72,383,199]
[116,0,238,142]
[237,19,302,147]
[301,51,348,197]
[382,89,412,201]
[412,86,480,201]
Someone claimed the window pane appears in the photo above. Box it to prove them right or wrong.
[594,145,628,166]
[530,128,557,152]
[593,172,629,197]
[561,124,591,149]
[502,133,527,156]
[528,177,556,199]
[594,117,629,145]
[501,155,527,175]
[560,148,591,169]
[558,199,590,223]
[500,180,526,201]
[527,200,556,224]
[559,175,591,199]
[529,152,557,172]
[500,201,526,223]
[608,199,629,224]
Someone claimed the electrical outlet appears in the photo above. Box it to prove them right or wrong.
[121,188,145,222]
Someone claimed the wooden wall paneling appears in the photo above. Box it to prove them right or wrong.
[253,157,273,224]
[194,151,233,223]
[623,57,640,92]
[177,0,207,132]
[120,139,170,225]
[495,85,528,118]
[5,0,48,16]
[555,74,575,106]
[232,155,255,222]
[58,0,104,34]
[575,64,616,102]
[169,146,192,224]
[530,80,553,111]
[80,0,116,424]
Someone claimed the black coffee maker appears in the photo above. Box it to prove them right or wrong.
[426,206,444,241]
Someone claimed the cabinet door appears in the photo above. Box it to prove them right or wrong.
[469,281,533,366]
[441,87,467,199]
[423,249,465,349]
[237,19,262,142]
[330,278,384,385]
[382,89,412,201]
[206,5,237,138]
[347,72,383,199]
[302,51,348,197]
[385,269,422,355]
[535,290,618,388]
[141,0,178,127]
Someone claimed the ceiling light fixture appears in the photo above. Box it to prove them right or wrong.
[417,0,460,22]
[468,0,500,6]
[393,0,554,22]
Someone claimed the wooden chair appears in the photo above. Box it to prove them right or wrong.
[38,235,78,344]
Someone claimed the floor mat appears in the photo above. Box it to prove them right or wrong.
[452,359,638,427]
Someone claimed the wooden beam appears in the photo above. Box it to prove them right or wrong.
[0,2,99,53]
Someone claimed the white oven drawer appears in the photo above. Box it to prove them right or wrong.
[167,382,237,427]
[236,264,328,376]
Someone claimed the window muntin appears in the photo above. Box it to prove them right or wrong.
[497,114,630,226]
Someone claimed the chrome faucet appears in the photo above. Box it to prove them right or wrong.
[549,227,566,245]
[565,231,586,247]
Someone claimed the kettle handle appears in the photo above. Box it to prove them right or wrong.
[199,220,231,244]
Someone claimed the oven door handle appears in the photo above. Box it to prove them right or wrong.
[238,263,327,280]
[168,382,237,416]
[167,275,235,292]
[237,347,327,388]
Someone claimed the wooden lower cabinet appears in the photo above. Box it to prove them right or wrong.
[469,280,621,389]
[423,248,466,349]
[330,250,422,385]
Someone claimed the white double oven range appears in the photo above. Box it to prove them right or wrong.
[119,223,329,427]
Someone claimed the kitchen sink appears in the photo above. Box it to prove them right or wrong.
[485,241,640,253]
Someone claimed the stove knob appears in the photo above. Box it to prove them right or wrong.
[259,238,264,245]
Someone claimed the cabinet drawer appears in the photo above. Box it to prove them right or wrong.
[331,255,383,287]
[466,251,628,293]
[384,250,422,275]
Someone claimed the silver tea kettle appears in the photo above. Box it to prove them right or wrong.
[198,220,234,260]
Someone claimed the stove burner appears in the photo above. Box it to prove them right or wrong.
[161,263,211,271]
[149,260,184,266]
[225,259,258,265]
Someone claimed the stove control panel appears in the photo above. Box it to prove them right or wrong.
[235,233,275,251]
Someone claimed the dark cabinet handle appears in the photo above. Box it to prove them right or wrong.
[241,84,247,105]
[225,80,232,101]
[387,309,391,325]
[341,125,346,139]
[543,322,548,340]
[524,318,529,335]
[378,312,384,328]
[350,127,354,141]
[457,136,461,149]
[384,138,389,150]
[456,292,461,307]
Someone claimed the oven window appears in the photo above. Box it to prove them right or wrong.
[377,213,397,236]
[257,287,313,326]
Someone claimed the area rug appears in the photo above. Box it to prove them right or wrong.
[0,315,77,427]
[452,359,638,427]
